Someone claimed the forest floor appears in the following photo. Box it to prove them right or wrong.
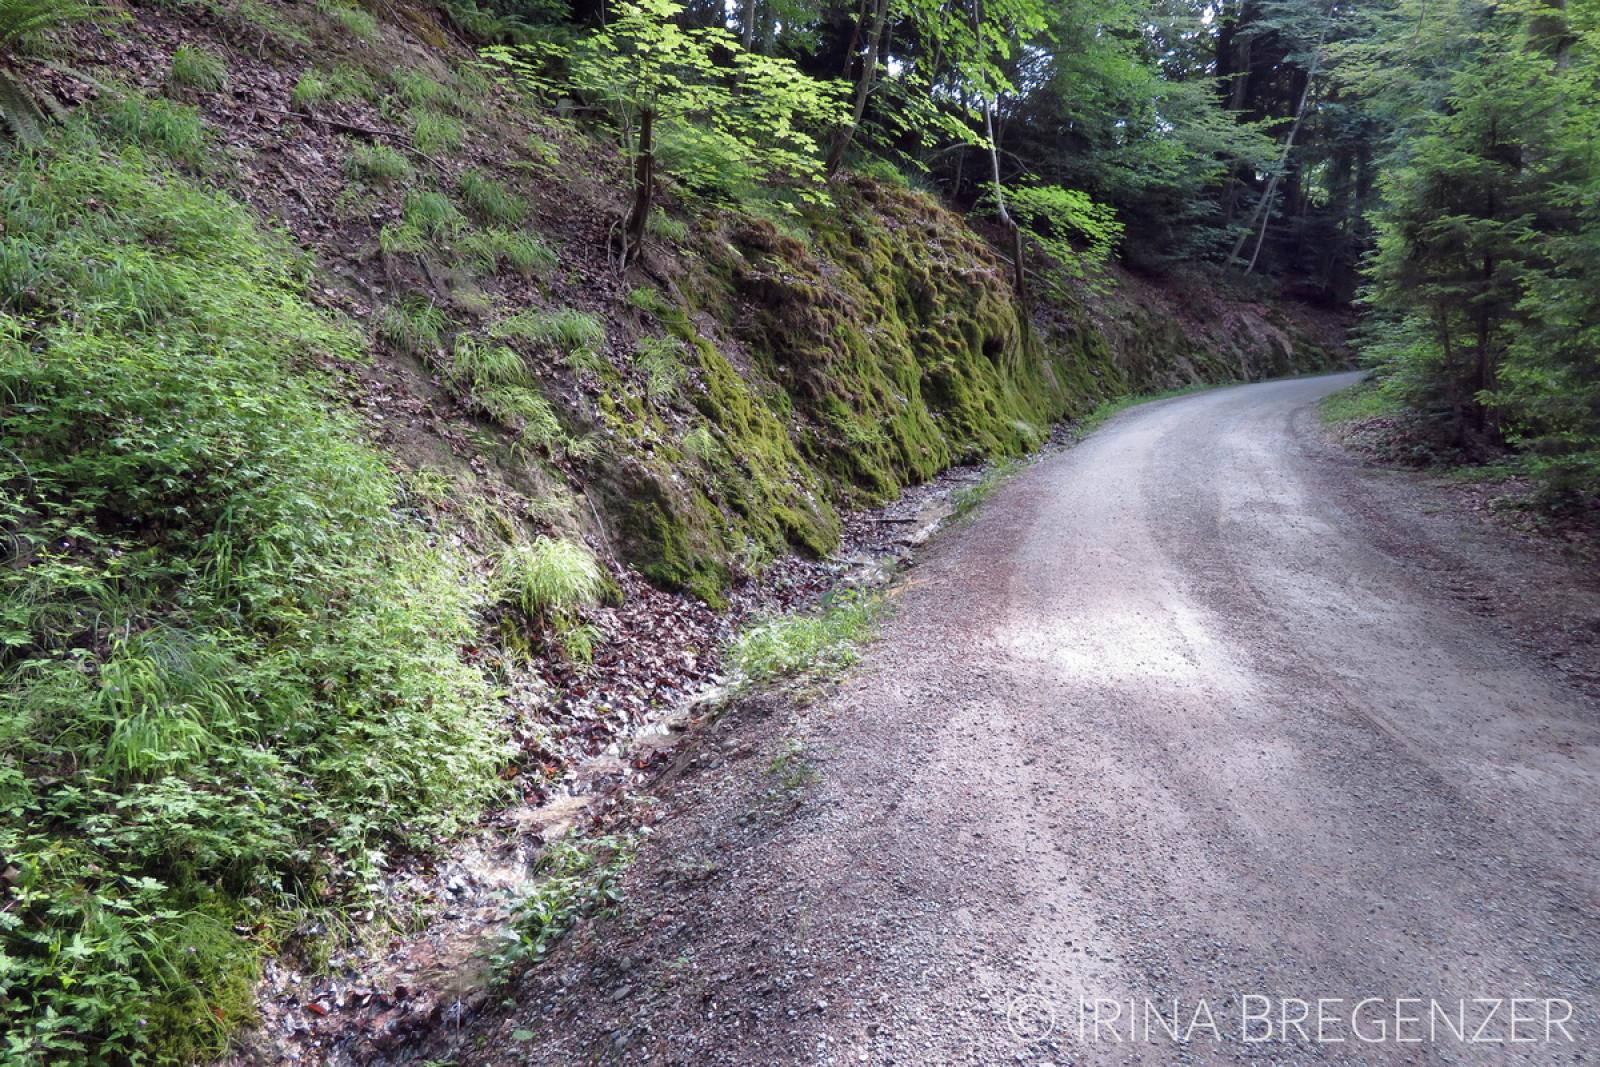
[409,370,1600,1065]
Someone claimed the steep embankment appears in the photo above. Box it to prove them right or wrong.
[1,3,1344,1062]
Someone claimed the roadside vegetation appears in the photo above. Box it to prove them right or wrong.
[950,459,1025,522]
[491,834,638,979]
[1319,379,1401,425]
[730,592,885,686]
[0,108,506,1063]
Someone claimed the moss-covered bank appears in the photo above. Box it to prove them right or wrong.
[594,178,1343,596]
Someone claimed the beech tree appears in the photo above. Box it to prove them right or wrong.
[488,0,843,265]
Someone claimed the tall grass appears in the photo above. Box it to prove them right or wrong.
[167,44,228,93]
[461,168,527,224]
[497,536,609,623]
[0,112,504,1062]
[491,306,604,355]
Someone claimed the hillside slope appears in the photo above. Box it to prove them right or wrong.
[1,2,1345,1062]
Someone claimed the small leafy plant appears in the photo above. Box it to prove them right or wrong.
[492,834,638,978]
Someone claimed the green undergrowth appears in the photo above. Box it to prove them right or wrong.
[0,114,505,1063]
[1319,377,1398,424]
[729,590,885,685]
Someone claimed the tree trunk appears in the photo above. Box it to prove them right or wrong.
[741,0,758,50]
[982,97,1026,306]
[618,108,655,268]
[825,0,889,173]
[839,0,868,76]
[1233,15,1328,272]
[970,0,1026,325]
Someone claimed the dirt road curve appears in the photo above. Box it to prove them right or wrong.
[462,372,1600,1065]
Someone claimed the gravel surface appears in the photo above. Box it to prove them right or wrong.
[422,371,1599,1066]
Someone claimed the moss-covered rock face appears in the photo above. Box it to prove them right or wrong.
[588,178,1342,600]
[703,180,1111,505]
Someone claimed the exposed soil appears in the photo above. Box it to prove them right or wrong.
[403,372,1600,1065]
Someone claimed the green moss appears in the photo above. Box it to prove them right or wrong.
[590,455,732,607]
[705,181,1094,507]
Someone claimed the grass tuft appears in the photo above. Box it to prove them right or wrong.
[496,536,608,622]
[491,307,603,356]
[626,285,672,317]
[731,591,883,684]
[168,44,227,93]
[393,68,453,108]
[633,335,686,400]
[646,208,689,243]
[378,296,450,357]
[290,70,330,109]
[402,188,465,238]
[317,0,379,40]
[460,168,526,225]
[681,422,720,461]
[453,336,528,389]
[459,227,557,279]
[410,108,463,154]
[344,141,414,184]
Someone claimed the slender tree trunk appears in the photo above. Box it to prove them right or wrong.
[839,0,868,76]
[618,108,655,267]
[970,0,1026,325]
[1233,16,1328,272]
[825,0,889,173]
[981,96,1026,304]
[741,0,758,50]
[1475,178,1498,435]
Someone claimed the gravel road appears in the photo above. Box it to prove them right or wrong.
[449,372,1599,1066]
